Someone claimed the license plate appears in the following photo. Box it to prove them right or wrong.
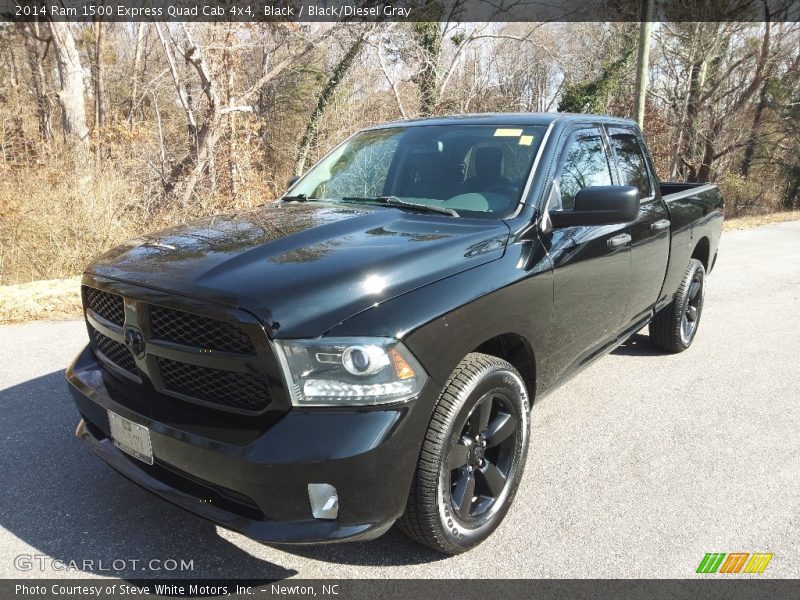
[108,411,153,465]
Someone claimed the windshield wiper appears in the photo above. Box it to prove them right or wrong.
[281,193,311,203]
[341,196,459,217]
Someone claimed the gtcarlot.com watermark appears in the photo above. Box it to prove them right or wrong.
[14,554,194,573]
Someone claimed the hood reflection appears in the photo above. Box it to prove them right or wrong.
[90,202,510,338]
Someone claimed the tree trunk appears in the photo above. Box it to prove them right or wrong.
[633,0,654,129]
[128,22,146,126]
[684,22,769,183]
[22,24,54,144]
[48,21,89,148]
[172,123,224,206]
[158,24,222,205]
[294,37,364,176]
[696,134,715,183]
[412,22,442,116]
[785,171,799,210]
[157,23,318,204]
[740,80,770,178]
[93,21,106,130]
[7,37,20,88]
[679,57,706,180]
[224,26,239,201]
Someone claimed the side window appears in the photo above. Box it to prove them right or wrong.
[608,129,652,199]
[556,129,613,210]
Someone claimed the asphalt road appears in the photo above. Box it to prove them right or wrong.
[1,221,798,580]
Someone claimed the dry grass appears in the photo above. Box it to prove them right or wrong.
[0,276,82,324]
[0,152,162,286]
[0,142,276,287]
[723,210,800,231]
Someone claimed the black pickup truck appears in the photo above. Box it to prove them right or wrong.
[67,114,723,554]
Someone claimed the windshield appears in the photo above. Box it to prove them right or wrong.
[288,124,547,218]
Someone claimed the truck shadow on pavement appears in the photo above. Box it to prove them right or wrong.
[0,371,445,578]
[611,333,663,357]
[0,371,295,580]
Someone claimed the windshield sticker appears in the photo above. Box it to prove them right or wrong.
[519,135,534,146]
[494,128,523,137]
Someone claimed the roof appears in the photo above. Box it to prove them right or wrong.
[370,112,638,129]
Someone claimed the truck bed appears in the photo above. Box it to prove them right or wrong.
[659,181,714,198]
[656,181,724,310]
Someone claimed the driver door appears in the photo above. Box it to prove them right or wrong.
[541,126,632,386]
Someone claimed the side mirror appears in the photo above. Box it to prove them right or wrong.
[549,186,639,228]
[286,175,300,190]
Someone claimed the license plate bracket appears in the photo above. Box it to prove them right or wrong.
[107,410,153,465]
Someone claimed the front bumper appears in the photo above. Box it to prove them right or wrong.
[67,344,437,544]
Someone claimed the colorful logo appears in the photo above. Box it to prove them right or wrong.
[696,552,773,574]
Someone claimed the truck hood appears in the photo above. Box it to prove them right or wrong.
[88,202,510,338]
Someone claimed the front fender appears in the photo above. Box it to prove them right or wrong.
[325,242,553,398]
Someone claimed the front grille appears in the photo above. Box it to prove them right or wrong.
[83,286,125,326]
[150,304,256,354]
[89,326,138,374]
[158,358,271,413]
[82,283,273,414]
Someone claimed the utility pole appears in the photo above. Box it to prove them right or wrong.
[634,0,654,129]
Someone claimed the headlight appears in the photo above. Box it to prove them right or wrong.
[273,337,427,407]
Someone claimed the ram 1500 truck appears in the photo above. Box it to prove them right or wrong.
[67,114,723,554]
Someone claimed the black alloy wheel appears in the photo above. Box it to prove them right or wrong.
[448,392,518,523]
[649,258,706,353]
[398,353,530,554]
[680,268,704,345]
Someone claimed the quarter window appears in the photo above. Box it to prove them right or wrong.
[609,130,652,199]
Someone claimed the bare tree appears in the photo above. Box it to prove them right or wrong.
[375,30,408,118]
[155,23,321,204]
[693,22,772,182]
[92,21,107,131]
[22,23,53,144]
[47,21,89,148]
[411,22,443,116]
[652,20,781,182]
[295,30,367,175]
[128,23,147,125]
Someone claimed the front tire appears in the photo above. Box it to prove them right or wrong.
[649,258,706,353]
[397,353,530,554]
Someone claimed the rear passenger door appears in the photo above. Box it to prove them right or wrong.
[543,126,632,385]
[606,126,670,326]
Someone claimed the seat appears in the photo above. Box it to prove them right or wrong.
[464,147,512,193]
[461,146,518,212]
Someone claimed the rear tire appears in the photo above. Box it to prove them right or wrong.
[649,259,706,353]
[397,353,530,554]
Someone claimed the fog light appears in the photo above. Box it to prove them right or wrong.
[308,483,338,520]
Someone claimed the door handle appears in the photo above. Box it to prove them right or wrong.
[607,233,632,248]
[651,219,671,231]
